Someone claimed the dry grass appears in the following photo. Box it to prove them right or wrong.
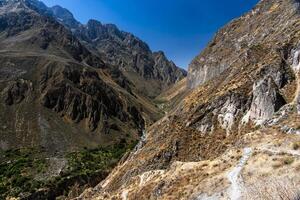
[271,156,295,169]
[245,177,300,200]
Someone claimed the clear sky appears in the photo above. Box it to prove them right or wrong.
[42,0,259,69]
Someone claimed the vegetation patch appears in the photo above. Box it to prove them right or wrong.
[0,140,137,199]
[0,148,47,199]
[283,157,295,165]
[292,141,300,150]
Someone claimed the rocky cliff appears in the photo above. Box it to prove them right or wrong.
[78,0,300,199]
[0,1,188,198]
[0,0,146,152]
[40,4,187,98]
[74,19,187,97]
[0,0,187,152]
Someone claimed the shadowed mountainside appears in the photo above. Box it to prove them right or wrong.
[47,5,187,98]
[0,0,187,198]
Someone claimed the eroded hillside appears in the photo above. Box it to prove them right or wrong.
[0,0,186,198]
[78,0,300,199]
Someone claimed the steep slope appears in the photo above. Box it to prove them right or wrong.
[0,0,150,152]
[78,0,300,199]
[0,0,169,198]
[74,20,186,98]
[36,3,187,98]
[155,78,190,113]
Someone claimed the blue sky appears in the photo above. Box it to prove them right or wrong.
[42,0,259,69]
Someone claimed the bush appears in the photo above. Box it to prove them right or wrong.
[283,157,294,165]
[0,140,137,199]
[292,142,300,150]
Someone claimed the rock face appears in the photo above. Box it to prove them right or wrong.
[243,76,286,125]
[0,0,172,153]
[39,3,186,97]
[3,79,33,106]
[40,64,141,132]
[74,19,187,97]
[187,0,298,89]
[78,0,300,199]
[292,49,300,114]
[50,5,80,29]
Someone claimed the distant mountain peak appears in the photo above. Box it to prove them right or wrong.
[0,0,51,17]
[0,0,186,97]
[153,51,166,57]
[87,19,102,25]
[50,4,80,29]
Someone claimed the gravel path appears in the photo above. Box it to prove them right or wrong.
[227,148,252,200]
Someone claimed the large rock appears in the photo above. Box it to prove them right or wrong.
[242,76,286,125]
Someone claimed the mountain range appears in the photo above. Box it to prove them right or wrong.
[0,0,186,152]
[1,0,300,199]
[0,0,186,198]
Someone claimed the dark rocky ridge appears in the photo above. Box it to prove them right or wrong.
[0,0,186,97]
[47,5,187,97]
[0,0,183,198]
[40,64,142,132]
[0,0,161,153]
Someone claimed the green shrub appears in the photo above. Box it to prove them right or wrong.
[283,157,294,165]
[0,140,137,199]
[292,142,300,150]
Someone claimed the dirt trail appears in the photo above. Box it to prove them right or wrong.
[292,51,300,113]
[197,148,253,200]
[293,70,300,110]
[226,148,253,200]
[121,190,129,200]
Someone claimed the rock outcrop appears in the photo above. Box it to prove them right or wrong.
[3,79,33,106]
[242,76,286,125]
[50,5,80,30]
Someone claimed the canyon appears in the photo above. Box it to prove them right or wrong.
[77,0,300,199]
[1,0,300,199]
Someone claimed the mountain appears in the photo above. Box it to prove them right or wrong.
[74,19,186,98]
[47,7,186,97]
[0,0,187,198]
[0,0,144,151]
[78,0,300,199]
[155,78,190,113]
[50,5,80,30]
